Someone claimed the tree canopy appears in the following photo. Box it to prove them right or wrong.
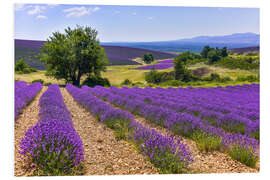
[39,25,109,86]
[143,53,154,64]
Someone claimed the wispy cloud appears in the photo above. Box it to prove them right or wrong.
[63,6,100,18]
[147,16,154,20]
[27,5,47,15]
[132,12,137,16]
[14,4,25,11]
[36,15,47,19]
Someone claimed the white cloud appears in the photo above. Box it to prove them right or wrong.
[14,4,25,11]
[132,12,137,16]
[36,15,47,19]
[147,16,154,20]
[27,5,47,15]
[47,4,59,8]
[63,6,100,18]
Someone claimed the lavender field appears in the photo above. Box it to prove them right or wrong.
[15,81,260,176]
[136,59,174,70]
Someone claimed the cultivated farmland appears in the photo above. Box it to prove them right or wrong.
[14,82,259,176]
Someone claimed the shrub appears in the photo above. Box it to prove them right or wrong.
[15,59,28,72]
[32,79,44,84]
[82,76,111,87]
[161,80,182,87]
[236,75,259,82]
[15,59,37,74]
[228,145,258,168]
[121,79,132,86]
[145,69,163,84]
[191,131,222,152]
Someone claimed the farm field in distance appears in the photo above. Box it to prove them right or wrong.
[15,62,259,87]
[13,3,261,177]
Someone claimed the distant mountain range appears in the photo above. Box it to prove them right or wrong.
[101,33,260,52]
[177,32,259,44]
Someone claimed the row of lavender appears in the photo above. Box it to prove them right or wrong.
[98,84,259,140]
[19,85,84,175]
[66,84,193,173]
[136,59,174,70]
[84,85,259,167]
[15,81,42,120]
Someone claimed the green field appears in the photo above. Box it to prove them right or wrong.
[15,61,259,87]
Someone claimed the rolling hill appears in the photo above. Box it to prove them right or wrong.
[101,33,260,53]
[228,46,259,54]
[15,39,178,70]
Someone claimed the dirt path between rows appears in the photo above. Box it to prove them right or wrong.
[14,87,47,177]
[134,116,258,173]
[60,88,159,175]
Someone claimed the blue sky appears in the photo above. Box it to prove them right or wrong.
[14,4,259,42]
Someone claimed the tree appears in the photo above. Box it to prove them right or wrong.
[220,47,228,57]
[15,58,28,71]
[143,53,154,64]
[174,55,192,82]
[207,50,220,64]
[39,25,109,86]
[200,45,212,58]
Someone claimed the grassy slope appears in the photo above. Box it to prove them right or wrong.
[15,61,258,87]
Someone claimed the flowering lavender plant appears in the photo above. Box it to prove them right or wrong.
[19,85,84,175]
[67,84,193,173]
[86,85,259,167]
[15,82,42,119]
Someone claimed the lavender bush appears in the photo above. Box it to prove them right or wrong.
[85,85,259,167]
[19,85,84,175]
[66,84,193,173]
[15,82,42,120]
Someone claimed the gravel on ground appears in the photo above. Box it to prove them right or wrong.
[14,87,47,177]
[134,116,259,173]
[61,88,159,175]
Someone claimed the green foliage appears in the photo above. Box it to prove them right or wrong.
[228,146,258,168]
[174,56,194,82]
[15,58,28,71]
[145,69,163,84]
[143,53,154,64]
[215,57,259,70]
[145,69,174,84]
[207,50,220,64]
[82,75,111,87]
[191,131,222,152]
[220,47,228,57]
[201,73,232,83]
[39,25,109,86]
[200,45,228,64]
[160,80,182,87]
[103,118,132,140]
[236,75,259,82]
[200,45,212,58]
[15,58,37,74]
[32,79,44,84]
[121,79,132,86]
